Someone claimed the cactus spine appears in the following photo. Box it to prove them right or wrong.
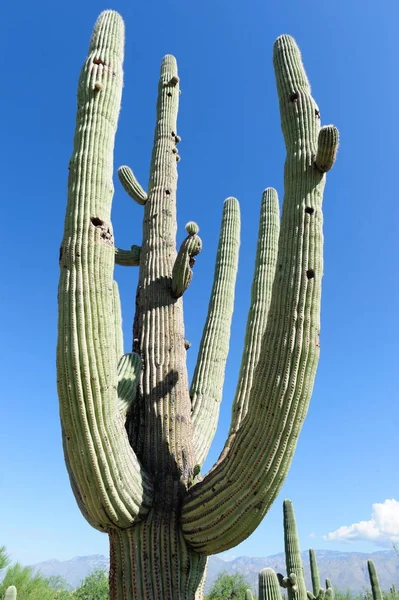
[57,11,338,600]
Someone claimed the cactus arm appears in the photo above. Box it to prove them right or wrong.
[222,188,280,456]
[57,11,153,530]
[368,560,383,600]
[171,223,202,298]
[315,126,339,173]
[260,570,283,600]
[181,35,337,554]
[309,548,321,596]
[114,244,141,266]
[190,197,241,464]
[118,165,148,204]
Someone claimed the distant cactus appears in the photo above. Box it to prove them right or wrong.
[368,560,383,600]
[4,586,17,600]
[57,10,338,600]
[259,569,283,600]
[245,589,255,600]
[277,500,307,600]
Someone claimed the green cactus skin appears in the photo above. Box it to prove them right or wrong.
[190,197,241,463]
[325,579,334,600]
[57,12,338,599]
[277,500,307,600]
[118,165,148,204]
[307,549,328,600]
[114,244,141,266]
[315,126,339,173]
[309,548,321,597]
[181,35,337,553]
[259,569,283,600]
[117,352,142,418]
[245,589,255,600]
[171,226,202,298]
[218,187,280,464]
[57,10,153,531]
[368,560,383,600]
[4,586,17,600]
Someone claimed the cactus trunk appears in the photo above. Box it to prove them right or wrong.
[57,10,338,600]
[108,503,206,599]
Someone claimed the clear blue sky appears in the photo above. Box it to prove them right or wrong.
[1,0,398,567]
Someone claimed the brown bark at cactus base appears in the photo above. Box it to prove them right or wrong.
[108,480,207,600]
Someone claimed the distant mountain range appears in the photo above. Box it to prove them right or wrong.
[29,549,398,594]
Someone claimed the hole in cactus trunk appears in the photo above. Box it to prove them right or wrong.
[306,269,315,279]
[91,217,104,227]
[165,189,171,195]
[289,91,299,102]
[305,207,314,215]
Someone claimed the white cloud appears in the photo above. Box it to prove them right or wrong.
[309,532,317,538]
[324,499,399,546]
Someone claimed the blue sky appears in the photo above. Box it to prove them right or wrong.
[1,0,398,567]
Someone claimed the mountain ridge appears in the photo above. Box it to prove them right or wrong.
[28,549,398,594]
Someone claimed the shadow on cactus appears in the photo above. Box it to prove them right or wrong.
[56,10,339,600]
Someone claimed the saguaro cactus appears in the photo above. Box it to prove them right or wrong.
[57,10,338,600]
[259,569,283,600]
[367,561,383,600]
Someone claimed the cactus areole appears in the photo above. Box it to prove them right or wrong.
[57,10,338,600]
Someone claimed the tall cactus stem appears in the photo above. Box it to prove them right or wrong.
[368,560,383,600]
[309,548,321,596]
[280,500,307,600]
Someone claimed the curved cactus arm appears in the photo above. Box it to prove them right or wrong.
[222,188,280,456]
[315,126,339,173]
[115,244,141,266]
[118,165,148,205]
[190,197,241,465]
[4,586,17,600]
[57,11,153,530]
[245,589,255,600]
[118,352,142,418]
[309,548,321,596]
[368,560,383,600]
[171,223,202,298]
[260,570,283,600]
[181,35,337,554]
